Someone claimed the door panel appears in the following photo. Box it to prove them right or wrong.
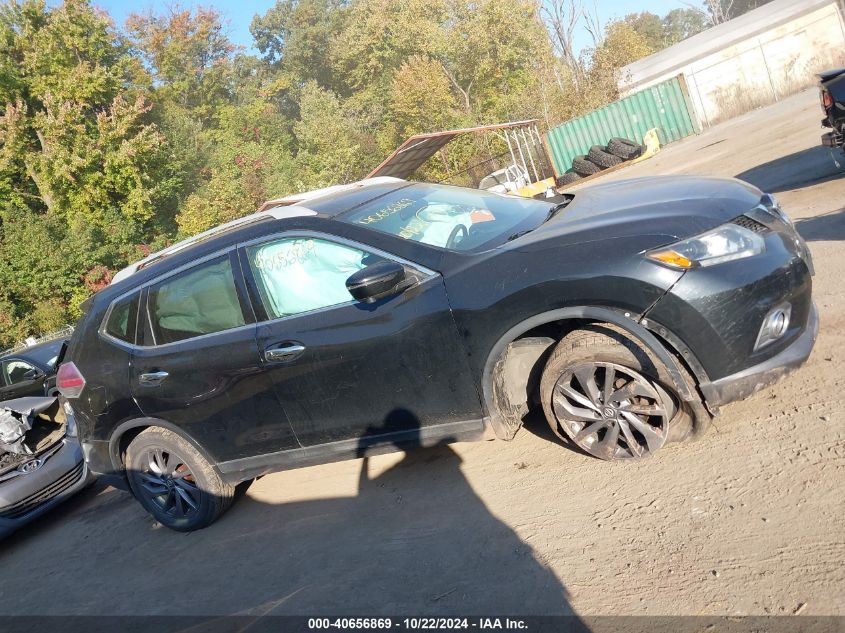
[129,254,298,462]
[243,234,483,447]
[0,359,45,399]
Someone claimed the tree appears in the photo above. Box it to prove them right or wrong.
[541,0,586,89]
[391,55,461,138]
[250,0,347,92]
[586,21,654,106]
[176,93,296,235]
[126,7,237,126]
[292,81,363,189]
[698,0,773,25]
[663,8,709,45]
[623,12,666,48]
[0,0,175,343]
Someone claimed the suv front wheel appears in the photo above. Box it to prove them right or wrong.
[540,324,691,460]
[125,427,235,531]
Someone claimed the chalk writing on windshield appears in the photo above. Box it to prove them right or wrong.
[356,198,415,225]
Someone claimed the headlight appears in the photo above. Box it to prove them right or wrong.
[647,224,765,269]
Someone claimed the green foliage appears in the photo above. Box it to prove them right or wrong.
[0,0,673,348]
[662,9,710,45]
[126,7,236,126]
[0,0,178,346]
[624,9,709,49]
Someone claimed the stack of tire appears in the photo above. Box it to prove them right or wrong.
[555,137,644,187]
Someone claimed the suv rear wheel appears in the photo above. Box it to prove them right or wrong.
[125,427,235,531]
[540,324,690,460]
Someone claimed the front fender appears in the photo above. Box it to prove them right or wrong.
[481,306,701,439]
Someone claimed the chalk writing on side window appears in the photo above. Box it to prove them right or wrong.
[253,239,316,270]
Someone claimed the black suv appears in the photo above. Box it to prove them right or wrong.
[59,177,817,531]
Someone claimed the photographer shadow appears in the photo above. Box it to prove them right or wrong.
[346,409,586,619]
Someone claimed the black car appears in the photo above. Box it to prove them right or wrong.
[58,176,817,531]
[820,67,845,153]
[0,338,67,401]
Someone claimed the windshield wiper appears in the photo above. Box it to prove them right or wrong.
[544,195,575,222]
[506,229,533,242]
[506,195,575,243]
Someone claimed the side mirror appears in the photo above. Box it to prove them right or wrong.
[346,261,408,304]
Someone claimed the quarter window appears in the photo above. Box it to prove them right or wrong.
[246,237,383,319]
[148,256,246,345]
[104,293,139,344]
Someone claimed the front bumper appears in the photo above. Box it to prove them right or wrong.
[700,302,819,407]
[0,437,92,538]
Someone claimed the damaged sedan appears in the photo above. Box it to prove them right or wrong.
[0,397,91,538]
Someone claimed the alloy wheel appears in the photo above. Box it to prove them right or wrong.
[137,448,202,519]
[551,361,670,459]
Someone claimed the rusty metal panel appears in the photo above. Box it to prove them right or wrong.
[545,76,697,175]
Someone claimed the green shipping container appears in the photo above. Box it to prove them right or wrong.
[544,76,698,175]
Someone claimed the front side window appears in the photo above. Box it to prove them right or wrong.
[3,360,37,385]
[246,237,383,320]
[338,182,553,251]
[148,256,245,345]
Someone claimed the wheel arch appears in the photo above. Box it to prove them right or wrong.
[108,418,220,475]
[482,306,702,440]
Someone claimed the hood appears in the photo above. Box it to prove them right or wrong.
[535,176,764,243]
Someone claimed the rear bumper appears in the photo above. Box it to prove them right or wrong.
[0,438,92,539]
[700,303,819,407]
[81,438,130,491]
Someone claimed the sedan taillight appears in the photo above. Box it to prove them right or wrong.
[57,362,86,399]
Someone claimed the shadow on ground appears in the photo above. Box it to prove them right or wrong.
[735,146,845,193]
[0,411,586,622]
[795,206,845,242]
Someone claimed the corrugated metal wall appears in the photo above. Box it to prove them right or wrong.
[545,76,698,175]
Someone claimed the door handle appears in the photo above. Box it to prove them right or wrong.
[265,344,306,363]
[139,371,169,386]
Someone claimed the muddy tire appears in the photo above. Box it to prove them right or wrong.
[572,155,602,177]
[588,145,623,168]
[539,324,693,461]
[555,171,582,186]
[607,137,644,160]
[125,427,235,531]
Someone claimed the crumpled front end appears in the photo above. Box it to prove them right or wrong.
[0,397,90,538]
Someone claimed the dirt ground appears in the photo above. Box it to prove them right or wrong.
[0,89,843,617]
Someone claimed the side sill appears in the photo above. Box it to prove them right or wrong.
[216,418,487,484]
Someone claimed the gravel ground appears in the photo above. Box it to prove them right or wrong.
[0,89,842,617]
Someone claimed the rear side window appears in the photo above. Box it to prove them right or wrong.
[104,293,139,344]
[148,256,245,345]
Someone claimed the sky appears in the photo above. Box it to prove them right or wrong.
[84,0,697,55]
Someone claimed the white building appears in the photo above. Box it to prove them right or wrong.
[619,0,845,127]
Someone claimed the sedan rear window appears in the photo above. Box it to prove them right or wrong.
[338,183,551,251]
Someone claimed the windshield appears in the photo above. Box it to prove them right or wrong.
[338,183,553,251]
[20,339,66,368]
